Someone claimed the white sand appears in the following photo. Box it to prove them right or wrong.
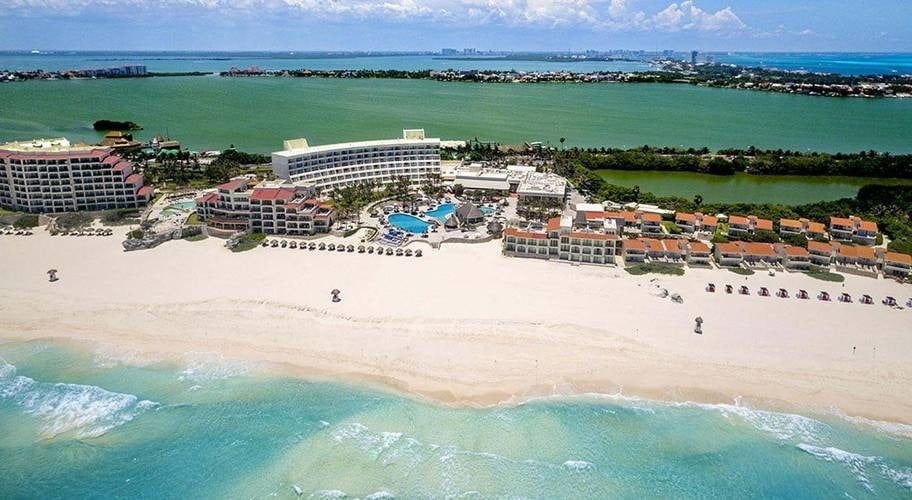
[1,229,910,424]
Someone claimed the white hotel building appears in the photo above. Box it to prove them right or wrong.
[0,138,153,213]
[271,129,441,192]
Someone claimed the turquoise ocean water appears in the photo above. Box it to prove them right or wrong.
[1,340,910,498]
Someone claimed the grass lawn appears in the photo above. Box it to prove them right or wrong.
[185,213,202,225]
[728,267,755,276]
[231,232,265,253]
[625,263,685,276]
[660,221,682,235]
[805,269,845,282]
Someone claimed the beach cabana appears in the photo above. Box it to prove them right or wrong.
[358,245,365,253]
[758,287,770,297]
[347,244,355,252]
[318,242,326,250]
[309,242,317,250]
[444,214,459,231]
[271,240,279,247]
[725,284,733,294]
[327,243,335,251]
[336,245,345,252]
[706,283,715,293]
[396,248,404,256]
[883,296,897,306]
[386,248,394,256]
[818,291,831,301]
[861,294,873,304]
[262,239,270,247]
[47,269,58,282]
[777,288,789,298]
[405,249,413,256]
[367,246,375,254]
[281,240,288,248]
[739,285,749,295]
[415,249,423,257]
[797,289,809,299]
[839,293,852,303]
[289,241,297,249]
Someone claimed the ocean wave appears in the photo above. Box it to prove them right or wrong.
[0,359,157,439]
[833,413,912,441]
[562,460,594,471]
[797,443,912,492]
[364,491,396,500]
[308,490,348,499]
[177,352,251,383]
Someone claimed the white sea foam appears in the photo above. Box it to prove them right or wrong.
[797,444,877,491]
[308,490,348,499]
[178,352,250,383]
[365,491,395,500]
[562,460,594,471]
[0,359,157,439]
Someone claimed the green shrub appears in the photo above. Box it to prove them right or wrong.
[232,232,266,253]
[128,229,144,239]
[55,212,93,230]
[13,214,39,229]
[625,263,685,276]
[805,269,845,282]
[728,267,755,275]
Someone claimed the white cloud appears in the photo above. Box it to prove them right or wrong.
[1,0,749,33]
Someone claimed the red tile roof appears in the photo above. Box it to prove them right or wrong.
[124,173,142,185]
[623,239,647,251]
[779,218,802,229]
[716,242,742,254]
[807,241,833,254]
[754,218,773,231]
[806,222,826,234]
[249,187,296,201]
[546,217,562,232]
[741,242,777,257]
[885,252,912,265]
[505,228,548,240]
[830,216,853,227]
[137,185,154,198]
[857,220,878,233]
[218,178,249,192]
[662,239,683,253]
[676,212,696,222]
[856,246,876,261]
[102,155,119,165]
[605,211,637,223]
[640,212,662,223]
[781,245,809,257]
[582,211,605,220]
[689,241,711,253]
[729,215,750,226]
[112,160,132,172]
[700,215,718,226]
[196,192,218,204]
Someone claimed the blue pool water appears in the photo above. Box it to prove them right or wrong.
[168,200,197,210]
[481,206,495,215]
[1,340,911,498]
[424,203,455,221]
[388,213,432,233]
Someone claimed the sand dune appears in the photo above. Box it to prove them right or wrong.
[1,229,910,424]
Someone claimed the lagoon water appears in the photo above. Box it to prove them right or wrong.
[1,76,911,156]
[1,340,911,498]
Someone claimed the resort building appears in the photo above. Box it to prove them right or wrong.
[686,241,712,266]
[643,238,685,266]
[454,203,485,226]
[503,212,621,266]
[0,138,153,213]
[779,218,804,236]
[271,129,441,193]
[714,242,743,267]
[727,215,773,238]
[699,214,719,234]
[639,212,663,235]
[195,177,254,233]
[882,251,912,280]
[516,172,568,206]
[443,163,538,194]
[776,244,811,270]
[622,238,647,264]
[807,240,835,267]
[829,216,879,245]
[834,244,878,276]
[675,212,697,234]
[806,221,827,240]
[248,180,334,236]
[740,242,780,267]
[605,210,638,233]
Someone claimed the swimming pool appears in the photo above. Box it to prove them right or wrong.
[388,213,433,233]
[168,200,197,210]
[481,206,495,215]
[424,203,455,221]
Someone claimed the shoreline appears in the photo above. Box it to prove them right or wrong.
[1,228,911,426]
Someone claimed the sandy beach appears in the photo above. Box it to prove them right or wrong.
[1,228,910,425]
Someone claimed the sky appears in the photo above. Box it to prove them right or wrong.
[0,0,909,52]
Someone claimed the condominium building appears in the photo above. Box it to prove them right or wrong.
[776,244,811,270]
[515,172,568,206]
[503,212,621,266]
[829,216,879,245]
[248,180,334,236]
[271,129,441,193]
[882,251,912,280]
[807,240,835,267]
[727,215,773,238]
[195,177,254,233]
[0,138,153,213]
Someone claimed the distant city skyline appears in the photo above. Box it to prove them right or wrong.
[0,1,909,52]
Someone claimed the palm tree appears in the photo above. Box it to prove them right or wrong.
[632,185,640,204]
[559,137,566,150]
[693,194,703,209]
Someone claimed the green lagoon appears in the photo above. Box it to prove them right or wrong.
[594,170,912,204]
[1,76,911,154]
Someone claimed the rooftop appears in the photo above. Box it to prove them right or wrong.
[0,137,103,154]
[516,172,567,196]
[274,129,440,158]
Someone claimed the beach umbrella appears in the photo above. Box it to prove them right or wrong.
[47,269,59,282]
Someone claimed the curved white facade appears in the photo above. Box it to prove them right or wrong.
[271,129,441,192]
